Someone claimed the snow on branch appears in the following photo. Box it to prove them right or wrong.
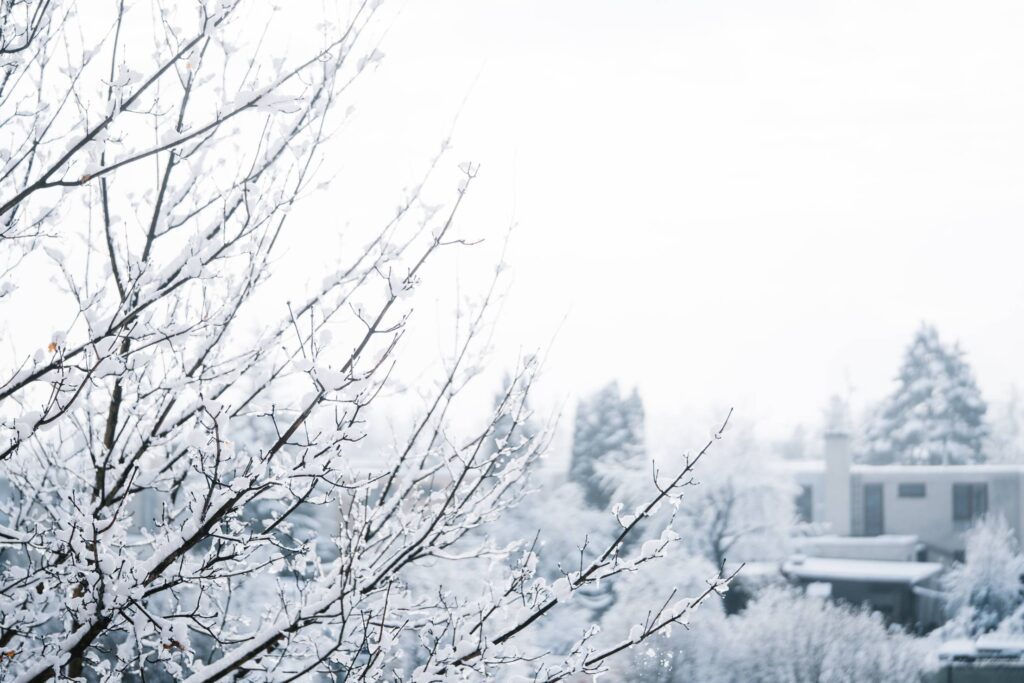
[0,2,734,680]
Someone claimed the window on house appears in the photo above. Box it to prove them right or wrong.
[898,483,926,498]
[864,483,884,536]
[952,483,988,524]
[796,485,813,523]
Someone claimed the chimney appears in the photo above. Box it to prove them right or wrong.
[823,396,851,536]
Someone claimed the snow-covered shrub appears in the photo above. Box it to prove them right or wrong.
[943,515,1024,635]
[615,587,931,682]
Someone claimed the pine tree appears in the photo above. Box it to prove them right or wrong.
[987,386,1024,464]
[569,382,647,509]
[565,382,647,620]
[488,371,540,468]
[865,324,988,465]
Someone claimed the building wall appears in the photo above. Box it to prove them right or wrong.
[824,433,852,535]
[853,469,1024,558]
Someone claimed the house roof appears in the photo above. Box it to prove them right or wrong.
[937,635,1024,661]
[772,460,1024,475]
[794,534,918,547]
[781,557,943,585]
[854,463,1024,475]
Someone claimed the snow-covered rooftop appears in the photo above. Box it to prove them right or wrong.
[854,463,1024,475]
[771,460,1024,476]
[937,635,1024,661]
[782,557,943,585]
[794,534,918,547]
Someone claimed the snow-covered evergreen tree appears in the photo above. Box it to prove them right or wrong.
[569,382,647,509]
[987,385,1024,464]
[488,370,542,468]
[865,324,988,465]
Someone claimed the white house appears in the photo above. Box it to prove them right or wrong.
[782,429,1024,563]
[767,429,1024,630]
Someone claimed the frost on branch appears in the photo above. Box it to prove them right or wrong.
[0,2,734,680]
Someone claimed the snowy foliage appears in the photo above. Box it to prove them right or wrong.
[943,515,1024,636]
[597,552,722,652]
[616,588,930,682]
[569,382,647,509]
[676,421,797,568]
[0,4,738,679]
[865,324,988,465]
[772,424,811,461]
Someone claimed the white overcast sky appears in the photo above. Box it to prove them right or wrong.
[292,0,1024,446]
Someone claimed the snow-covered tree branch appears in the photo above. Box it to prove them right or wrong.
[0,2,734,680]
